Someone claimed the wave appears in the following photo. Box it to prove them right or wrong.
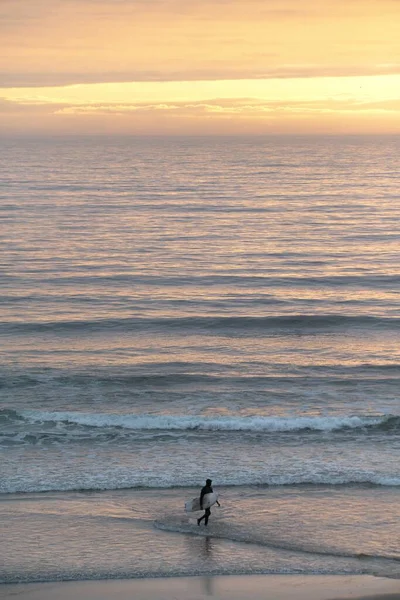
[2,472,400,495]
[0,371,223,390]
[27,273,400,288]
[2,313,399,334]
[4,409,399,433]
[2,369,399,391]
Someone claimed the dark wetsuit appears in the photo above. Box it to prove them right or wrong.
[197,484,213,526]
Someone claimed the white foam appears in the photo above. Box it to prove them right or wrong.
[19,410,389,433]
[2,471,400,494]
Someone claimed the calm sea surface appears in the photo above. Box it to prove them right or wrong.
[1,135,399,583]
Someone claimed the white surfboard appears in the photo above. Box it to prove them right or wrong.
[185,492,219,513]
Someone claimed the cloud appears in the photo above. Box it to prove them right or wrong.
[0,96,66,113]
[2,0,399,92]
[358,99,400,110]
[0,0,48,28]
[2,0,396,31]
[3,95,396,118]
[2,93,400,135]
[2,63,400,89]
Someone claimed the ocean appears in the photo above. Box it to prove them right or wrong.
[1,134,399,584]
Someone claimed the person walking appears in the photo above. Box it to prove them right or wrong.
[197,478,220,526]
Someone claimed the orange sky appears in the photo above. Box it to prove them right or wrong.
[1,0,400,135]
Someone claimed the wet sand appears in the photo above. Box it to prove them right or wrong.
[1,574,400,600]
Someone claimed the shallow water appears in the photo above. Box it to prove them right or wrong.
[1,486,400,584]
[1,135,400,582]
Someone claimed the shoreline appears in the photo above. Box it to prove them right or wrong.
[1,574,399,600]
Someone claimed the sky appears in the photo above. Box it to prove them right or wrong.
[1,0,400,135]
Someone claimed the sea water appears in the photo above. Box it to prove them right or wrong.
[1,135,400,583]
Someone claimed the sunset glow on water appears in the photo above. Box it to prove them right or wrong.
[1,0,400,587]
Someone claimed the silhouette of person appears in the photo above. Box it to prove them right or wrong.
[197,478,220,526]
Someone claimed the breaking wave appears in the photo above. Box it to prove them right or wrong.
[2,471,400,495]
[3,408,399,433]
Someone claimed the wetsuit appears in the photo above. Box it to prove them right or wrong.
[197,484,213,526]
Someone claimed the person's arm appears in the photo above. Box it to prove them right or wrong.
[216,500,221,507]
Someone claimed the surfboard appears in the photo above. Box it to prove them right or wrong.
[185,492,219,513]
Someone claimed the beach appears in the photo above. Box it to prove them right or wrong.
[1,486,400,585]
[2,575,400,600]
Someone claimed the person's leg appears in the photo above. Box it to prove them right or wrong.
[197,511,206,525]
[204,508,211,526]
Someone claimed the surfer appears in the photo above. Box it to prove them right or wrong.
[197,478,220,526]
